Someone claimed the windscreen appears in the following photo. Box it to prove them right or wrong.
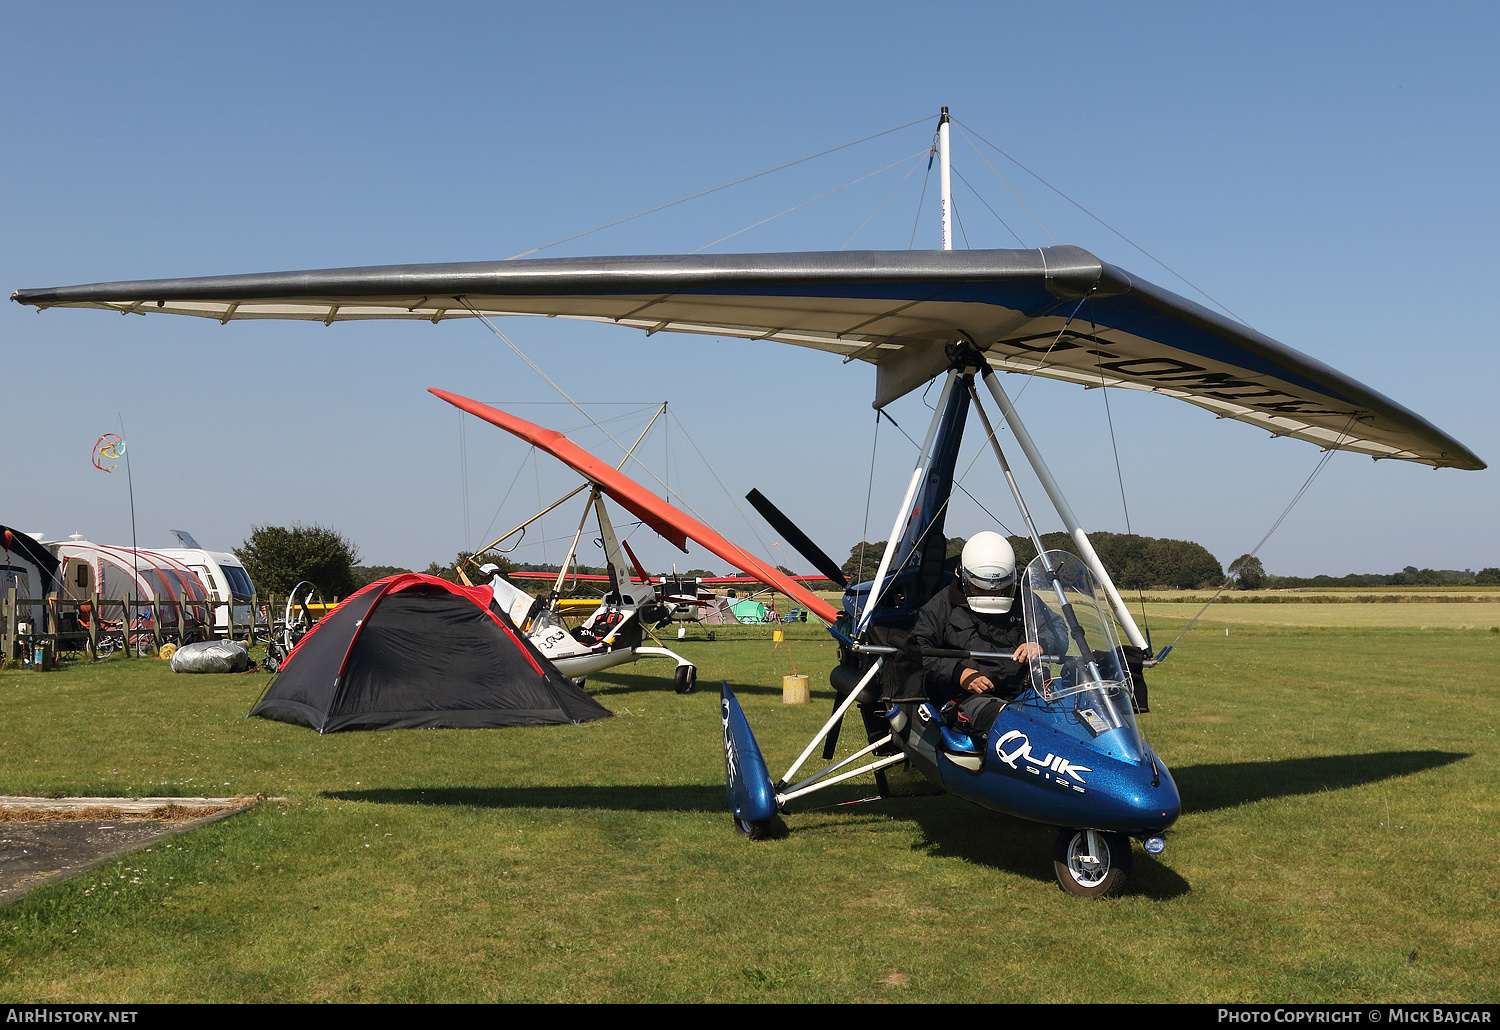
[1019,550,1144,762]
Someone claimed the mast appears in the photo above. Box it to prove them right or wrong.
[942,105,1147,652]
[855,107,1146,655]
[939,107,953,251]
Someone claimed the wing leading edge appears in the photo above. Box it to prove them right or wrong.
[13,247,1482,470]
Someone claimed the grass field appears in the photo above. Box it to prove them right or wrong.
[0,611,1495,1003]
[1142,600,1500,631]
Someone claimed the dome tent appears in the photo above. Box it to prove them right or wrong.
[250,574,611,733]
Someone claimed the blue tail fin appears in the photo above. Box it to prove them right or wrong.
[721,681,777,824]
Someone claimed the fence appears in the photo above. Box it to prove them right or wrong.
[1,586,301,663]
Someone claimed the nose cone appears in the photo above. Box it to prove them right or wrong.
[1119,755,1180,833]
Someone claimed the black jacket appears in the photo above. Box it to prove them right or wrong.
[909,582,1064,703]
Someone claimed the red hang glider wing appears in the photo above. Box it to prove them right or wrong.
[431,388,839,624]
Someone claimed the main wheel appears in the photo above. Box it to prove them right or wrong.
[734,815,782,840]
[1053,828,1132,898]
[673,664,697,694]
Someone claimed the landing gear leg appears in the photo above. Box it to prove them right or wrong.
[1053,828,1132,898]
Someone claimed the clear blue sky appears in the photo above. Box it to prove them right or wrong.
[5,1,1496,581]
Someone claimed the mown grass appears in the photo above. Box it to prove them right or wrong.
[0,616,1495,1003]
[1141,599,1500,630]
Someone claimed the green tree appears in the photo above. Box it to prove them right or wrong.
[236,524,360,600]
[350,565,413,590]
[1147,538,1223,589]
[842,536,973,584]
[1228,554,1266,590]
[841,541,887,584]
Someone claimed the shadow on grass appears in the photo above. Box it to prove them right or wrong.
[579,671,690,698]
[321,751,1461,902]
[1173,750,1470,814]
[585,672,825,700]
[874,794,1194,899]
[333,781,1191,898]
[894,749,1467,899]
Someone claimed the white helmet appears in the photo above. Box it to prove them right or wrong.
[960,532,1017,614]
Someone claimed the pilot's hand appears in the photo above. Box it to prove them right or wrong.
[958,667,994,694]
[1012,641,1041,663]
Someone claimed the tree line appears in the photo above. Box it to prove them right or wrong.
[233,523,1499,601]
[839,531,1226,591]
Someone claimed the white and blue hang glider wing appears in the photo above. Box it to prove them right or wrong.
[11,246,1484,470]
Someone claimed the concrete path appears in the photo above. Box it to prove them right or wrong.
[0,796,264,905]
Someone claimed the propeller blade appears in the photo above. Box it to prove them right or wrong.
[745,488,848,588]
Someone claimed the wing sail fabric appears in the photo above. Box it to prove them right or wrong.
[13,247,1481,470]
[429,389,841,625]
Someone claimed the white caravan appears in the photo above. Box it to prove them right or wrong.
[155,540,258,638]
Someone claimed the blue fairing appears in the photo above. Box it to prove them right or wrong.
[912,550,1182,835]
[963,702,1179,834]
[721,682,778,823]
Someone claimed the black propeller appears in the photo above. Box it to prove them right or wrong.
[745,488,848,589]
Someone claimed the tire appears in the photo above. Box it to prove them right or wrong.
[734,815,781,840]
[674,664,697,694]
[1053,828,1132,899]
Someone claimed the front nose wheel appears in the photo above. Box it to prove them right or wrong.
[1054,828,1132,898]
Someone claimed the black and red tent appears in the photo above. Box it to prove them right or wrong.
[250,574,611,732]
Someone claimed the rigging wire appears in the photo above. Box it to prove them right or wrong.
[459,300,636,460]
[874,406,1020,540]
[1154,415,1360,660]
[1091,309,1152,638]
[507,115,934,260]
[955,126,1056,245]
[908,146,936,249]
[478,445,539,544]
[459,412,471,553]
[663,408,779,561]
[955,118,1254,329]
[842,154,925,250]
[952,197,972,249]
[690,149,927,254]
[855,408,882,607]
[535,446,547,565]
[950,162,1026,247]
[1006,293,1094,406]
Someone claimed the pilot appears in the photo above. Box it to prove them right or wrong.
[910,532,1062,740]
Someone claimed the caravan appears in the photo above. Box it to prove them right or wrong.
[46,539,210,646]
[154,546,258,638]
